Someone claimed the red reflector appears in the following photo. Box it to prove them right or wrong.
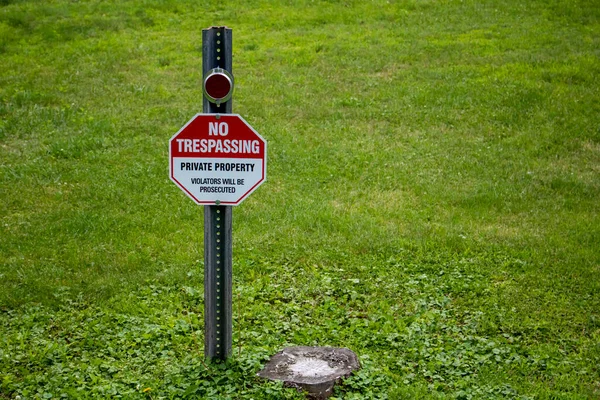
[204,73,232,99]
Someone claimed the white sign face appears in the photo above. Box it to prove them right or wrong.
[169,114,267,205]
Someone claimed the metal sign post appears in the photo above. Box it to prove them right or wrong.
[203,26,233,361]
[170,26,265,361]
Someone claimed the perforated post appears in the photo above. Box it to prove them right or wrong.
[203,26,233,361]
[204,205,232,360]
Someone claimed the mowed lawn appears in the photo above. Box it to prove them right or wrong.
[1,0,599,398]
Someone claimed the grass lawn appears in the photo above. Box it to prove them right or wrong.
[1,0,599,398]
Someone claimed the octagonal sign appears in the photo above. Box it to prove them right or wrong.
[169,114,267,205]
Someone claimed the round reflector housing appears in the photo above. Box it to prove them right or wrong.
[203,68,234,105]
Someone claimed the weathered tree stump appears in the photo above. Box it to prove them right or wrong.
[257,346,360,399]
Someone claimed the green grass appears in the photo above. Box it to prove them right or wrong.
[1,0,599,398]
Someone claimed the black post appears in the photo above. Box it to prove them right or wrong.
[202,26,233,361]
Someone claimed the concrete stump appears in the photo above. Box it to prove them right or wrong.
[257,346,360,399]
